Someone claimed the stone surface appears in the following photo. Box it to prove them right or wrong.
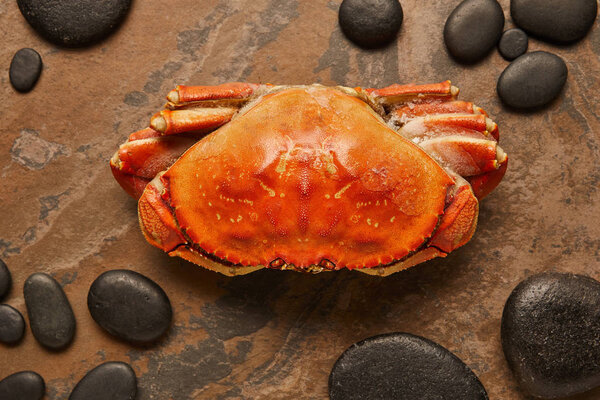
[0,304,26,344]
[0,258,11,301]
[511,0,598,43]
[502,273,600,399]
[329,332,488,399]
[9,48,42,93]
[338,0,404,48]
[444,0,505,63]
[497,51,567,109]
[23,273,76,350]
[0,371,45,400]
[87,269,172,344]
[17,0,133,47]
[69,361,137,400]
[498,28,528,60]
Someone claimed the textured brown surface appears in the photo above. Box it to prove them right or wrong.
[1,1,599,399]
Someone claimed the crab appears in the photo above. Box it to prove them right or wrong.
[110,81,507,276]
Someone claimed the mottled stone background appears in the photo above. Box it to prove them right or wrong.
[1,1,599,399]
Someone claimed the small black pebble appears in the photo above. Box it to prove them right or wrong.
[497,51,567,109]
[511,0,598,43]
[444,0,505,64]
[0,305,25,345]
[498,28,528,61]
[17,0,133,47]
[0,371,45,400]
[69,361,137,400]
[9,48,42,93]
[329,332,488,399]
[338,0,404,48]
[24,272,76,350]
[87,269,172,344]
[0,258,11,300]
[502,273,600,398]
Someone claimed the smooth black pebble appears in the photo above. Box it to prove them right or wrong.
[511,0,598,43]
[338,0,404,48]
[502,273,600,398]
[0,371,45,400]
[0,305,25,345]
[498,28,528,61]
[24,272,76,350]
[444,0,505,63]
[0,258,11,300]
[497,51,567,109]
[69,361,137,400]
[88,269,172,344]
[329,332,488,399]
[9,48,42,93]
[17,0,133,47]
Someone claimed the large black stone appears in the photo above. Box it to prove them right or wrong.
[444,0,505,64]
[17,0,133,47]
[497,51,567,109]
[0,371,45,400]
[69,361,137,400]
[329,332,488,399]
[338,0,404,48]
[498,28,528,61]
[87,269,172,344]
[0,258,11,301]
[502,273,600,398]
[23,272,76,350]
[511,0,598,43]
[0,305,25,345]
[9,48,42,93]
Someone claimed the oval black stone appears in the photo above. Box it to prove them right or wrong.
[338,0,404,48]
[497,51,567,109]
[511,0,598,44]
[87,269,172,344]
[329,332,488,399]
[0,371,45,400]
[0,305,25,345]
[69,361,137,400]
[9,48,42,93]
[0,258,11,301]
[498,28,528,61]
[444,0,505,64]
[23,272,76,350]
[16,0,133,47]
[502,273,600,398]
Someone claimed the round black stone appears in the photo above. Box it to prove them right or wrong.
[338,0,404,48]
[87,269,172,344]
[16,0,133,47]
[0,258,11,301]
[329,332,488,399]
[0,305,25,345]
[0,371,45,400]
[9,48,42,93]
[69,361,137,400]
[511,0,598,44]
[444,0,505,64]
[498,28,528,61]
[502,273,600,398]
[23,272,76,350]
[497,51,567,109]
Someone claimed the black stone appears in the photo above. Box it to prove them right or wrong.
[329,332,488,399]
[23,272,76,350]
[16,0,133,47]
[69,361,137,400]
[0,258,11,300]
[0,305,25,345]
[87,269,172,344]
[502,273,600,398]
[9,48,42,93]
[497,51,567,109]
[444,0,505,63]
[498,28,528,61]
[511,0,598,44]
[0,371,45,400]
[338,0,404,48]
